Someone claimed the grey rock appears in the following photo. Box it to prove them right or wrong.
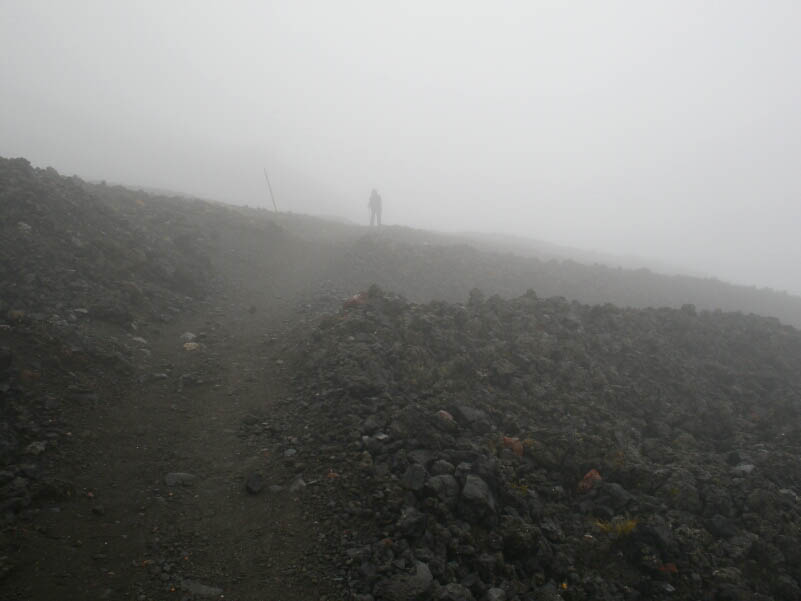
[453,405,491,432]
[459,474,496,523]
[402,464,428,492]
[637,516,675,555]
[534,582,564,601]
[408,449,433,465]
[485,588,507,601]
[726,450,751,466]
[433,410,459,433]
[362,414,383,434]
[454,405,487,424]
[181,579,223,597]
[707,514,737,539]
[363,435,383,454]
[289,476,306,492]
[23,441,46,456]
[600,481,633,510]
[164,472,196,486]
[377,561,434,601]
[461,573,487,599]
[662,469,701,512]
[425,474,460,507]
[539,518,564,544]
[397,506,427,538]
[430,459,455,475]
[455,462,473,483]
[438,582,475,601]
[245,472,264,494]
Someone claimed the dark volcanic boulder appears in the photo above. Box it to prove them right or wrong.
[458,475,496,525]
[424,474,460,508]
[375,561,433,601]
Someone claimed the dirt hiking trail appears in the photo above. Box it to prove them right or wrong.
[2,228,344,601]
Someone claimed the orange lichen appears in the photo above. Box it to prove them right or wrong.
[578,469,602,492]
[658,562,678,575]
[503,436,524,457]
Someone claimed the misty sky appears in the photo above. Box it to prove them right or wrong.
[2,2,800,294]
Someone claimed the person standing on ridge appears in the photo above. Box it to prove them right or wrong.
[368,188,382,226]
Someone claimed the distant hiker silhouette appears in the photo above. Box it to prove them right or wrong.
[368,189,382,226]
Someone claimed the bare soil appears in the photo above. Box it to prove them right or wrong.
[1,225,344,601]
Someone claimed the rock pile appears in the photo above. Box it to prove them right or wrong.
[0,157,213,327]
[290,286,801,600]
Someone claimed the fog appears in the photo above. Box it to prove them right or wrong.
[2,1,800,294]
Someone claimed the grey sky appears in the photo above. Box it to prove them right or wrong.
[2,1,800,294]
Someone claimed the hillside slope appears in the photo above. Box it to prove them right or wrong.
[275,223,801,329]
[288,286,801,599]
[1,157,800,600]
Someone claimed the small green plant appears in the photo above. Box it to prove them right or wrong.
[510,481,529,495]
[594,517,638,537]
